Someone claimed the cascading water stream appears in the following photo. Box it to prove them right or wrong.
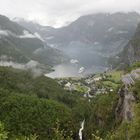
[79,120,85,140]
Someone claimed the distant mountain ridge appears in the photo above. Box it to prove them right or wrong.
[0,15,67,68]
[16,12,140,68]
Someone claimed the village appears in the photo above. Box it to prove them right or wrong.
[56,70,122,99]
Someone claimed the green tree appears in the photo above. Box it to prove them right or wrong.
[0,122,8,140]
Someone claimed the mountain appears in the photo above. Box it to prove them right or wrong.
[13,18,55,37]
[1,64,140,139]
[16,12,140,68]
[110,23,140,69]
[1,12,140,140]
[0,15,67,68]
[122,23,140,65]
[0,66,80,139]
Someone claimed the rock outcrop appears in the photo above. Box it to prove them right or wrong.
[115,69,140,122]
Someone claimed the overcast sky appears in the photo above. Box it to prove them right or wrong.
[1,0,140,27]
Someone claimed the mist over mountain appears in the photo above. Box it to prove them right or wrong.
[17,12,140,68]
[1,0,140,139]
[0,15,67,70]
[110,23,140,69]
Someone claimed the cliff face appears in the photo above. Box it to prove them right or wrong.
[118,24,140,66]
[116,87,135,123]
[112,24,140,68]
[115,69,140,123]
[121,25,140,65]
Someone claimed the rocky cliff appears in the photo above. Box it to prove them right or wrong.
[111,23,140,68]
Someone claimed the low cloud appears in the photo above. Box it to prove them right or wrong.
[0,59,44,77]
[0,0,140,27]
[0,30,9,36]
[0,29,44,42]
[19,30,44,41]
[19,30,36,38]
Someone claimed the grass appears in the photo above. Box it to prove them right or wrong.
[105,71,123,83]
[102,81,120,90]
[126,61,140,73]
[100,71,123,91]
[75,85,88,93]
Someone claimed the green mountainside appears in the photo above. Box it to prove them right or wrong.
[0,67,80,139]
[0,64,139,140]
[0,15,67,66]
[0,14,140,140]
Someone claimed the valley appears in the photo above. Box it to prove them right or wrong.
[17,12,140,69]
[0,62,138,140]
[0,10,140,140]
[45,61,107,78]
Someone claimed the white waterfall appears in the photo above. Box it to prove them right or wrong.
[79,120,85,140]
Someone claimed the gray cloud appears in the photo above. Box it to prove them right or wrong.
[0,30,9,36]
[0,0,140,27]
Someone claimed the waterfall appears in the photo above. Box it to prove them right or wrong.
[79,120,85,140]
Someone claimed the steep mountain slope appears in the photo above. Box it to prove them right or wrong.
[0,15,67,67]
[0,66,80,139]
[0,65,140,139]
[111,23,140,68]
[14,18,55,37]
[17,12,140,67]
[123,23,140,64]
